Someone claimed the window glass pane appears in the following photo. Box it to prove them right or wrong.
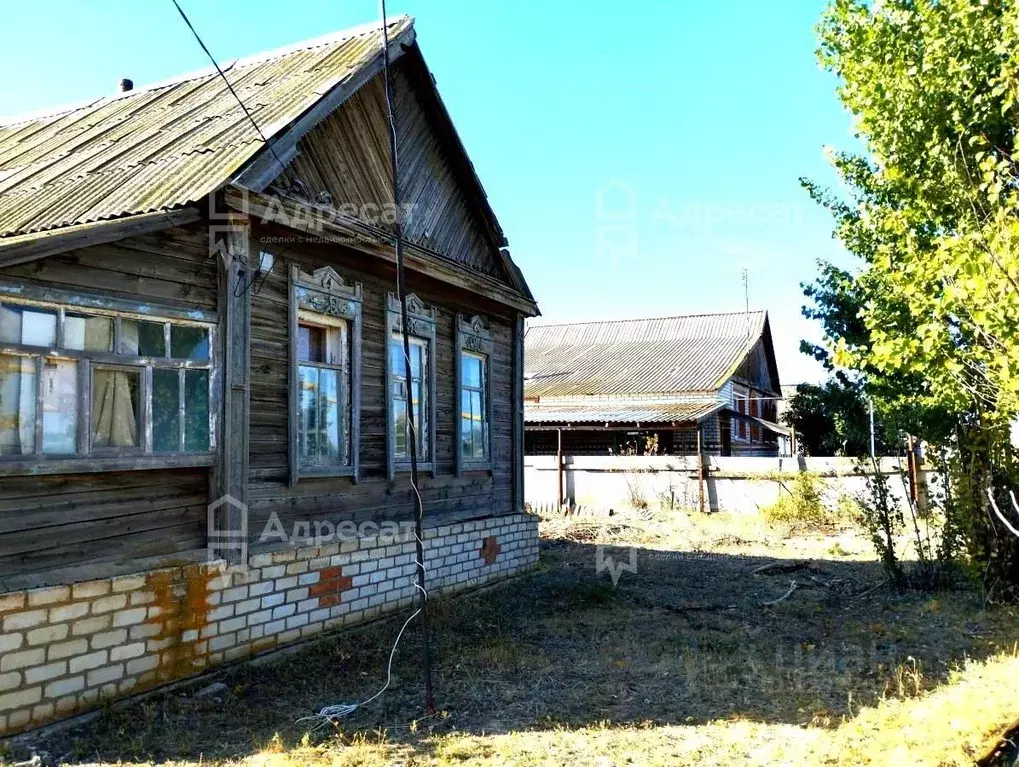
[0,355,36,455]
[389,339,404,376]
[462,355,483,388]
[185,370,210,452]
[392,398,407,459]
[460,390,473,458]
[152,369,180,452]
[64,314,113,352]
[170,326,209,361]
[471,392,485,460]
[410,342,423,379]
[0,306,20,344]
[42,359,77,454]
[122,320,164,357]
[323,325,347,366]
[2,308,58,347]
[299,326,323,363]
[299,365,343,463]
[91,368,140,448]
[319,368,340,461]
[416,383,428,460]
[299,366,318,459]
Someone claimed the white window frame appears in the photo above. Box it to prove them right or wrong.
[288,264,362,485]
[0,282,217,476]
[385,292,436,480]
[455,314,493,475]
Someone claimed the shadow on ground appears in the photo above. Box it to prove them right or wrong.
[12,535,1017,765]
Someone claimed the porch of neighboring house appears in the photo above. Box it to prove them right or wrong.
[523,400,787,458]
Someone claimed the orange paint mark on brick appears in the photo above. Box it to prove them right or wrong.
[480,537,501,565]
[313,565,353,608]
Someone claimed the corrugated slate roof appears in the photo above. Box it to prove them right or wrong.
[525,399,724,425]
[525,311,767,399]
[0,17,413,239]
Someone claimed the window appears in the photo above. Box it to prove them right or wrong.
[749,393,761,443]
[732,385,749,442]
[288,265,362,483]
[460,353,487,460]
[298,320,349,466]
[455,314,493,474]
[384,292,436,479]
[389,335,429,462]
[0,295,213,463]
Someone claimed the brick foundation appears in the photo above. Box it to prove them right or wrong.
[0,513,538,736]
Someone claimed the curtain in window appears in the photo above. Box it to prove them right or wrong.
[92,370,138,447]
[0,357,37,454]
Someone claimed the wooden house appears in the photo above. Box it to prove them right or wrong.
[524,311,784,457]
[0,17,538,734]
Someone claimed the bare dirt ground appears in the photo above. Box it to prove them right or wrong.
[5,510,1019,766]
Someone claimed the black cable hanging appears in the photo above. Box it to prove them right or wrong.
[378,0,436,716]
[171,0,436,715]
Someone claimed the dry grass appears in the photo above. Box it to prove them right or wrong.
[7,510,1019,766]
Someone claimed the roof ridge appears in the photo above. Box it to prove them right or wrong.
[527,309,767,331]
[0,16,413,129]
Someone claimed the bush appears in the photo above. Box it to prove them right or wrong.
[762,472,848,532]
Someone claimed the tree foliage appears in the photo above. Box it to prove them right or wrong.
[807,0,1019,592]
[783,374,883,457]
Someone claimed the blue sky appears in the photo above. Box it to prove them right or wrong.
[1,0,854,384]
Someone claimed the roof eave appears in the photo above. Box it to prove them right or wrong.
[0,208,202,267]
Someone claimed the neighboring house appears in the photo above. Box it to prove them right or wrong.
[0,17,538,735]
[524,311,784,457]
[774,383,801,455]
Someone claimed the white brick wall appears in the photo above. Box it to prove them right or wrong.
[0,513,539,737]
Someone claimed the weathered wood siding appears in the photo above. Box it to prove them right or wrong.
[733,339,779,403]
[0,469,208,579]
[276,61,507,281]
[248,236,515,542]
[0,225,216,580]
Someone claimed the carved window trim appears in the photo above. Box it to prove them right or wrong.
[288,265,363,485]
[385,292,437,481]
[455,314,494,476]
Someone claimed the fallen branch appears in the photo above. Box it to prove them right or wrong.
[751,561,819,576]
[760,580,799,607]
[854,578,889,599]
[805,574,832,589]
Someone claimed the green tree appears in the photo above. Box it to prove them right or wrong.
[783,373,882,457]
[806,0,1019,593]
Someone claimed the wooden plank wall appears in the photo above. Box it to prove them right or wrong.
[276,62,506,281]
[0,469,209,578]
[0,225,216,579]
[247,239,515,542]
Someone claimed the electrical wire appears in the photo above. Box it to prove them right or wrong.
[168,0,301,299]
[169,0,288,174]
[295,606,422,729]
[169,0,436,721]
[378,0,436,716]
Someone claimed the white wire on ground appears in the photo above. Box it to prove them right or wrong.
[296,603,424,730]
